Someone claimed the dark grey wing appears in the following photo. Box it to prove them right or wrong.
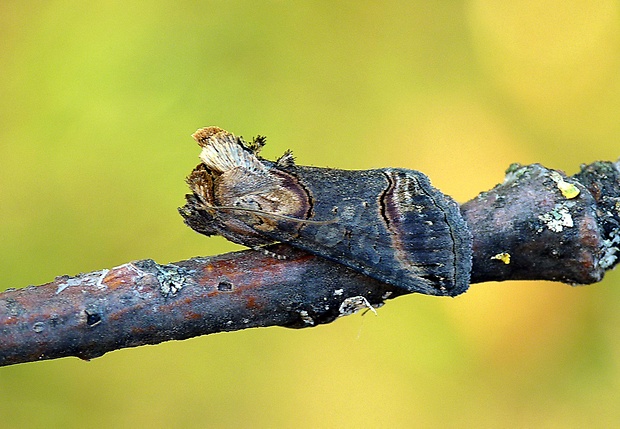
[260,166,472,296]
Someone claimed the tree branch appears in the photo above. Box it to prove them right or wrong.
[1,160,619,366]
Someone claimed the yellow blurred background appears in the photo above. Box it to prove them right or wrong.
[1,1,620,427]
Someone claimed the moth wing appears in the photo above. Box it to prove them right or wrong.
[259,167,471,296]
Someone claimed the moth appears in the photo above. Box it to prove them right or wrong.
[179,127,472,296]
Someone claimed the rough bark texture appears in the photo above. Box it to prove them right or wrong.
[1,160,619,367]
[0,246,403,366]
[462,161,620,284]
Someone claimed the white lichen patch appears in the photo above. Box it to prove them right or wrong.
[538,204,574,233]
[338,296,378,317]
[155,264,185,297]
[95,269,110,288]
[382,291,393,300]
[600,230,620,269]
[113,262,148,278]
[299,310,315,326]
[55,269,110,294]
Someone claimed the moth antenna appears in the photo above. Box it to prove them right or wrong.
[208,205,337,225]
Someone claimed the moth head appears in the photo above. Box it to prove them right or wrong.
[181,127,313,242]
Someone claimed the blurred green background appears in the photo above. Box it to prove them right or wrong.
[1,1,620,427]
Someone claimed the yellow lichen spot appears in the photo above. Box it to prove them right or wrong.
[557,181,580,199]
[550,171,580,199]
[491,252,511,265]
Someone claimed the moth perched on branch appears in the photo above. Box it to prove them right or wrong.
[1,126,619,366]
[179,127,472,297]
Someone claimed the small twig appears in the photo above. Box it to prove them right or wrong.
[1,160,619,366]
[0,246,404,366]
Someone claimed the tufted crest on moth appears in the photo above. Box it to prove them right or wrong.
[247,135,267,154]
[192,127,267,175]
[276,149,296,168]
